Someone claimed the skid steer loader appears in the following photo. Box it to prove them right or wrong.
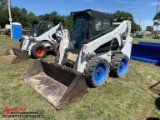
[23,9,132,109]
[1,21,67,64]
[29,21,54,37]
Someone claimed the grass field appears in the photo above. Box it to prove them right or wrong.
[0,35,160,120]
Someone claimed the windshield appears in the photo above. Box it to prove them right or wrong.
[30,22,38,37]
[69,14,91,50]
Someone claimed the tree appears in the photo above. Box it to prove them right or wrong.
[0,0,7,8]
[153,12,160,21]
[27,12,39,27]
[146,26,153,32]
[0,4,72,29]
[39,12,72,29]
[62,16,72,29]
[0,8,8,28]
[112,10,141,32]
[39,11,61,25]
[132,21,141,32]
[11,7,28,27]
[0,0,8,27]
[112,10,134,22]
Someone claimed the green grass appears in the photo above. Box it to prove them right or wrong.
[132,36,160,44]
[0,35,160,120]
[0,29,4,32]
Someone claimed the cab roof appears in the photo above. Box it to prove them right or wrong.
[71,9,112,20]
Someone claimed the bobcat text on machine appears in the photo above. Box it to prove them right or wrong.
[1,21,67,63]
[23,9,132,109]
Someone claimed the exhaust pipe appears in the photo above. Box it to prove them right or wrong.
[0,48,29,64]
[23,59,88,110]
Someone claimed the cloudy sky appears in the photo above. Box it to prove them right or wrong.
[11,0,159,30]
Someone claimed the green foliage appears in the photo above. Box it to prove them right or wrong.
[0,0,8,27]
[153,12,160,21]
[112,10,134,22]
[62,16,72,29]
[153,12,160,29]
[39,12,71,29]
[0,6,29,28]
[11,7,28,27]
[0,7,8,28]
[0,0,72,29]
[0,0,7,8]
[0,6,142,32]
[112,10,141,32]
[0,5,71,29]
[39,12,59,24]
[132,21,141,32]
[27,12,39,27]
[146,26,153,32]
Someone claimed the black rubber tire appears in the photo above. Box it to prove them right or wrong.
[4,29,7,35]
[85,58,110,87]
[31,44,47,59]
[19,38,24,49]
[110,54,129,77]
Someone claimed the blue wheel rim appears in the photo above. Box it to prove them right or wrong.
[93,63,108,84]
[118,58,128,76]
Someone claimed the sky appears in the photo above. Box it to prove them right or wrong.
[11,0,159,30]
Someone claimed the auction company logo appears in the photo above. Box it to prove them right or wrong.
[2,106,44,118]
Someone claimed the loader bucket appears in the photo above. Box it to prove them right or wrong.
[131,43,160,65]
[0,48,29,64]
[23,59,88,110]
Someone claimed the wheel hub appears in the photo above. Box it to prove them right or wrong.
[93,62,108,84]
[36,47,45,57]
[118,58,128,76]
[38,50,42,53]
[119,64,123,69]
[96,69,101,76]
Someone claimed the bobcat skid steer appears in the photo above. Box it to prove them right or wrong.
[23,9,132,109]
[1,22,67,64]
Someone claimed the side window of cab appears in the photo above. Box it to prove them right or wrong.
[92,17,112,40]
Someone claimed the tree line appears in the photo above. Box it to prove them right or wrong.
[142,11,160,32]
[0,0,142,32]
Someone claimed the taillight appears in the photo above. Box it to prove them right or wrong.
[82,45,87,54]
